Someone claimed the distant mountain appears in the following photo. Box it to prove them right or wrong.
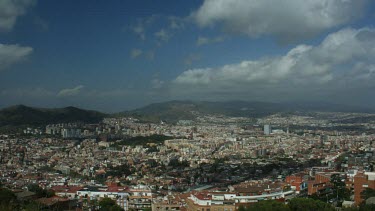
[1,100,373,126]
[119,100,280,123]
[0,105,106,127]
[120,100,375,123]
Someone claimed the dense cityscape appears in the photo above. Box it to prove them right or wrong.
[1,108,375,210]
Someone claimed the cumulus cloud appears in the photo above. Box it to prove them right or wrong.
[57,85,85,97]
[0,43,33,71]
[173,28,375,100]
[192,0,367,43]
[196,36,225,46]
[130,48,143,59]
[0,0,35,32]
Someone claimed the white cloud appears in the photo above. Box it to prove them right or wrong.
[192,0,367,43]
[0,0,35,32]
[57,85,85,97]
[132,24,145,40]
[130,15,159,40]
[196,36,225,46]
[129,15,186,45]
[130,48,143,59]
[151,78,164,89]
[168,16,185,30]
[173,28,375,99]
[155,29,171,42]
[0,43,33,71]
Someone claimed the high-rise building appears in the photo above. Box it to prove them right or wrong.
[61,128,81,138]
[264,124,271,135]
[354,171,375,204]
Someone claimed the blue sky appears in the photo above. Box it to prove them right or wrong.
[1,0,375,112]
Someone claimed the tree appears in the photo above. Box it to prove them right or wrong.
[27,184,44,197]
[106,164,132,177]
[331,174,345,188]
[358,204,375,211]
[361,188,375,200]
[27,183,54,198]
[46,189,55,198]
[288,198,334,211]
[330,174,350,201]
[168,158,189,168]
[0,188,18,211]
[0,188,16,202]
[246,200,290,211]
[99,198,124,211]
[237,200,290,211]
[342,204,375,211]
[238,205,247,211]
[23,201,41,211]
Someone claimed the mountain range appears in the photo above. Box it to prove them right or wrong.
[120,100,375,123]
[0,105,106,127]
[0,101,374,127]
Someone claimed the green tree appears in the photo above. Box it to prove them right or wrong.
[288,198,334,211]
[27,183,55,198]
[27,183,44,197]
[23,201,41,211]
[238,205,247,211]
[330,174,350,201]
[99,197,124,211]
[168,158,189,168]
[358,204,375,211]
[0,188,18,211]
[245,200,290,211]
[106,164,132,177]
[46,189,55,198]
[342,204,375,211]
[361,188,375,200]
[331,174,345,188]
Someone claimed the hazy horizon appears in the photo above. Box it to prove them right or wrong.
[1,98,374,114]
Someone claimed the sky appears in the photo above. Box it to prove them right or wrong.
[1,0,375,112]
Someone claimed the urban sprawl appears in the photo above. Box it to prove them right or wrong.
[1,112,375,210]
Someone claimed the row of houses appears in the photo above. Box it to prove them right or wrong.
[52,184,152,210]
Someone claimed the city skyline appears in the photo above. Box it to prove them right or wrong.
[1,0,375,112]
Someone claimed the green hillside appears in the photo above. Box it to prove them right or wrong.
[0,105,106,127]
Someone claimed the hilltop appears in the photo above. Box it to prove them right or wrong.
[0,105,106,127]
[119,100,374,123]
[1,101,373,126]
